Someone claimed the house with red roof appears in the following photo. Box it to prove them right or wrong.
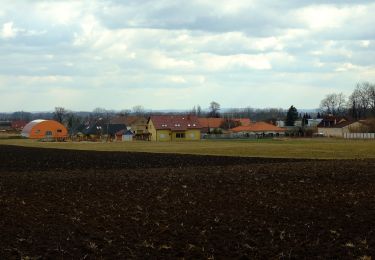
[148,115,201,141]
[198,117,251,133]
[230,122,285,137]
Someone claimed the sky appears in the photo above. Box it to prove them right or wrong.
[0,0,374,112]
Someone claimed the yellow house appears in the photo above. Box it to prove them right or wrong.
[148,115,201,141]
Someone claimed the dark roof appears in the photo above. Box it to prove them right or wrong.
[68,124,87,135]
[149,115,201,131]
[317,116,350,128]
[82,123,126,135]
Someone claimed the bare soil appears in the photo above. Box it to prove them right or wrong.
[0,145,374,259]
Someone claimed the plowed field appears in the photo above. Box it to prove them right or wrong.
[0,145,374,259]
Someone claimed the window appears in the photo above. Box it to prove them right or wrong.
[57,129,62,133]
[45,131,52,136]
[176,133,185,138]
[35,130,40,134]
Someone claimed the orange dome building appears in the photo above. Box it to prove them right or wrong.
[21,119,68,140]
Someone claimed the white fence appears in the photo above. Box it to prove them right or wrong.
[343,133,375,139]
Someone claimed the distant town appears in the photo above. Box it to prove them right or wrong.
[1,82,374,141]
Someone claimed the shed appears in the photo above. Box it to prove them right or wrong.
[21,119,68,140]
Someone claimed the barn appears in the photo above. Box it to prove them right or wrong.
[21,119,68,140]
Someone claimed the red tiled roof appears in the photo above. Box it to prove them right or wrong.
[198,118,223,128]
[231,122,285,132]
[150,115,201,131]
[198,118,251,128]
[236,118,251,126]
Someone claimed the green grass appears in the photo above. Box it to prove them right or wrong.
[1,138,375,159]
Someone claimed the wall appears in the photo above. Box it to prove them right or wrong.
[344,133,375,139]
[156,130,172,141]
[318,127,343,137]
[147,120,157,141]
[185,129,201,140]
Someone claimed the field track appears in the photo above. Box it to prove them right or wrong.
[0,145,374,258]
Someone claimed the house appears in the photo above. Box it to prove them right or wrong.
[198,117,251,133]
[148,115,201,141]
[317,116,365,137]
[276,120,285,127]
[307,118,323,127]
[82,123,126,140]
[21,119,67,140]
[111,116,149,140]
[198,118,224,133]
[230,122,285,137]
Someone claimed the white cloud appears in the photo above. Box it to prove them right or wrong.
[200,54,272,71]
[1,22,18,38]
[296,5,365,30]
[0,1,374,111]
[335,63,362,72]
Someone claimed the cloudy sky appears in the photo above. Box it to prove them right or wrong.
[1,0,374,112]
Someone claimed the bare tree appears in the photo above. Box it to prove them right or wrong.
[349,82,375,119]
[118,109,131,117]
[319,93,346,116]
[132,105,145,116]
[53,107,67,123]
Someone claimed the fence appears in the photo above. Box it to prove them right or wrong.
[343,133,375,139]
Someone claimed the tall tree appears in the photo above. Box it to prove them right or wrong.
[349,82,375,119]
[209,101,221,118]
[285,105,298,126]
[191,106,197,115]
[197,105,202,117]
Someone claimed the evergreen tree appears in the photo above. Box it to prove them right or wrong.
[285,105,298,126]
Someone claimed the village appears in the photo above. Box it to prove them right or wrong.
[1,111,375,142]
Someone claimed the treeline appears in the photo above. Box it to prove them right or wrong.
[1,81,373,127]
[0,103,289,126]
[320,82,375,119]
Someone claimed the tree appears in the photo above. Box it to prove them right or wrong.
[285,105,298,126]
[319,93,346,116]
[65,112,82,136]
[197,105,202,117]
[11,111,32,122]
[191,106,197,116]
[53,107,67,123]
[220,119,241,130]
[209,101,220,118]
[349,82,375,119]
[118,109,131,117]
[132,105,145,116]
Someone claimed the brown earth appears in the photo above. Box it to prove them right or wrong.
[0,145,374,259]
